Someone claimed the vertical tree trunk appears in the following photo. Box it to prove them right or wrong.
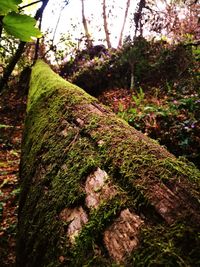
[81,0,93,48]
[102,0,112,48]
[118,0,131,48]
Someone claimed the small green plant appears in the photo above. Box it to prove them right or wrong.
[166,81,172,94]
[132,87,145,107]
[117,103,129,121]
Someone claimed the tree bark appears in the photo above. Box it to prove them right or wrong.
[17,60,200,267]
[102,0,112,49]
[118,0,131,48]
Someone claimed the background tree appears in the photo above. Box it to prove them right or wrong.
[102,0,112,48]
[81,0,93,48]
[142,0,199,42]
[118,0,131,48]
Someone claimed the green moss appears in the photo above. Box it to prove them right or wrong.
[128,221,200,267]
[157,156,200,185]
[28,60,95,112]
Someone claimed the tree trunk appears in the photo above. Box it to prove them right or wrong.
[118,0,131,48]
[17,60,200,267]
[102,0,112,49]
[81,0,93,48]
[130,63,134,91]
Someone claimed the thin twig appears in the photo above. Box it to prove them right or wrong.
[18,0,41,11]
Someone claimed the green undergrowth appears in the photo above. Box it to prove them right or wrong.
[18,60,200,266]
[116,87,200,168]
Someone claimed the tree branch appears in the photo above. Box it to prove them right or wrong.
[18,0,42,11]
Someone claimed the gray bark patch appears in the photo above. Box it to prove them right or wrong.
[59,207,88,244]
[85,168,117,209]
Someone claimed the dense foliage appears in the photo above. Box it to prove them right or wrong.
[60,37,200,168]
[60,37,198,93]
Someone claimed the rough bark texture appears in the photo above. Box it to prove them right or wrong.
[17,60,200,267]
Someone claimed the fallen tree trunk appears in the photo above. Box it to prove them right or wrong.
[17,60,200,267]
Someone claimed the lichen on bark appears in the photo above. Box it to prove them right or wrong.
[17,60,200,267]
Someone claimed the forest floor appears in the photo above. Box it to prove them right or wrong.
[0,85,26,267]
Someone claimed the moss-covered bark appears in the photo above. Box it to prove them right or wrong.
[17,60,200,267]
